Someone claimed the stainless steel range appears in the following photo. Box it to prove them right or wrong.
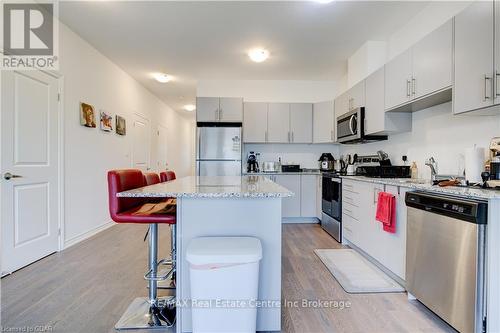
[321,172,342,242]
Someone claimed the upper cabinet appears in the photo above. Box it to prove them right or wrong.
[267,103,290,143]
[365,67,412,135]
[243,102,267,143]
[290,103,313,143]
[196,97,243,122]
[243,102,313,143]
[385,20,453,112]
[412,20,453,99]
[334,82,365,117]
[313,101,335,143]
[385,48,413,109]
[196,97,220,122]
[454,1,499,114]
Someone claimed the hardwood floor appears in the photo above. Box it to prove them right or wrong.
[1,223,453,333]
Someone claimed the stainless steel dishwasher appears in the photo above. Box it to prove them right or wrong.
[405,192,488,333]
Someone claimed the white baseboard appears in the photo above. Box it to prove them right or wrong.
[63,220,114,250]
[282,217,320,224]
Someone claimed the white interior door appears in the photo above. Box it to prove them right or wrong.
[132,113,150,171]
[1,70,60,274]
[157,124,168,171]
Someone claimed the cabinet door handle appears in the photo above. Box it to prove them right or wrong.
[265,131,268,142]
[484,75,492,101]
[288,131,291,142]
[291,131,294,142]
[331,130,334,141]
[412,77,416,97]
[215,109,219,120]
[406,79,411,98]
[496,71,500,97]
[219,108,223,120]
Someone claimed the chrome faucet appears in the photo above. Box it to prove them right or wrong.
[425,157,438,181]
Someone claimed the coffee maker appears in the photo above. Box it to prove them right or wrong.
[247,151,259,173]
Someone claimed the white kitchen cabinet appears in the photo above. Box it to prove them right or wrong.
[219,97,243,122]
[313,101,335,143]
[496,0,500,105]
[454,1,495,114]
[267,103,290,143]
[349,80,365,110]
[290,103,313,143]
[365,68,412,135]
[274,175,301,218]
[412,20,452,99]
[385,48,412,110]
[300,175,317,217]
[196,97,219,122]
[197,97,243,122]
[342,179,407,280]
[243,102,267,143]
[334,91,350,117]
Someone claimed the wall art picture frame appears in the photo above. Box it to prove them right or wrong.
[100,110,113,132]
[80,102,96,128]
[115,115,126,136]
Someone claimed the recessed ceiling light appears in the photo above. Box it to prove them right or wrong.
[248,48,269,63]
[152,72,172,83]
[313,0,334,3]
[183,104,196,112]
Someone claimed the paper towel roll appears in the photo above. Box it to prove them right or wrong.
[465,146,485,183]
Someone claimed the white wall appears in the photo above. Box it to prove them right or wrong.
[60,24,194,247]
[197,79,338,103]
[244,144,340,170]
[341,102,500,180]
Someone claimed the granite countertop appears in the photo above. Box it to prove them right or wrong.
[243,170,322,176]
[341,176,500,200]
[117,176,294,198]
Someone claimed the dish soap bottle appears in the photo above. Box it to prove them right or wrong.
[411,162,418,179]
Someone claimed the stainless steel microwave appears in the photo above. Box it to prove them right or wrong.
[336,107,387,144]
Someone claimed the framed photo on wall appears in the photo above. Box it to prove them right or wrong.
[100,110,113,132]
[80,102,96,128]
[116,115,126,136]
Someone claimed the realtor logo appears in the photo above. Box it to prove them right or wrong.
[2,2,58,69]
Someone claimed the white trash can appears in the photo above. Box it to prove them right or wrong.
[186,237,262,333]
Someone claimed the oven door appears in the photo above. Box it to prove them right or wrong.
[322,176,341,220]
[336,108,361,143]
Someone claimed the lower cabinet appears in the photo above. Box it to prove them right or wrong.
[272,174,319,220]
[274,175,301,217]
[342,179,408,280]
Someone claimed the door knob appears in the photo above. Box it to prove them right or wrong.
[4,172,22,180]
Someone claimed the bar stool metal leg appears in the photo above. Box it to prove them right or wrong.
[115,224,176,330]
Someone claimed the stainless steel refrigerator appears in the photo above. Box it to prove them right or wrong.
[196,125,242,176]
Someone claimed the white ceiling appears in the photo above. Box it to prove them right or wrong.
[59,1,429,114]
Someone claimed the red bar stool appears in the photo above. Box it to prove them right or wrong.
[160,170,176,182]
[108,169,176,329]
[144,172,161,185]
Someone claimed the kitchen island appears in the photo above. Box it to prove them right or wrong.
[117,175,292,333]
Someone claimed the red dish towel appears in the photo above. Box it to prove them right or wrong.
[375,192,396,233]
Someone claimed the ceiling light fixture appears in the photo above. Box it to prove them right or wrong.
[313,0,334,3]
[183,104,196,112]
[152,72,172,83]
[248,48,269,63]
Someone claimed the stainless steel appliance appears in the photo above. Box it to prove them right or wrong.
[261,161,280,173]
[336,108,387,144]
[319,153,335,171]
[321,173,342,242]
[246,151,259,173]
[196,123,242,176]
[405,192,487,333]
